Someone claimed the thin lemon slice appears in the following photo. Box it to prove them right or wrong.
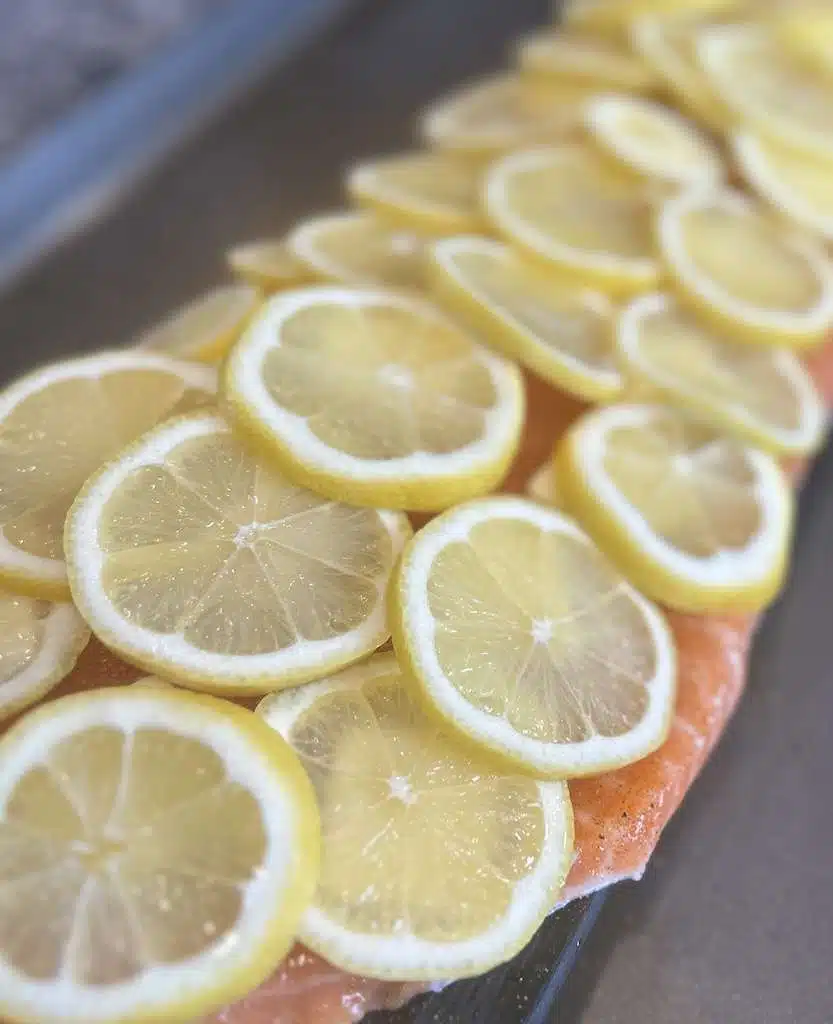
[733,130,833,243]
[0,353,215,600]
[567,0,739,35]
[0,592,89,720]
[65,412,410,694]
[137,285,261,363]
[631,16,728,131]
[258,653,573,980]
[517,31,657,93]
[286,211,426,290]
[420,74,582,161]
[657,187,833,348]
[698,24,833,160]
[227,240,314,292]
[347,152,485,236]
[525,462,560,506]
[555,403,793,613]
[391,497,676,777]
[0,685,319,1024]
[483,144,661,295]
[427,236,623,403]
[223,287,525,510]
[618,292,826,455]
[584,93,724,188]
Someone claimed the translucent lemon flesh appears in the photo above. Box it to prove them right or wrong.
[138,285,261,362]
[227,241,313,291]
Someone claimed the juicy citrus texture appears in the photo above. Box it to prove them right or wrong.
[427,236,623,402]
[391,498,676,777]
[618,292,826,455]
[556,403,794,613]
[484,144,661,294]
[518,31,657,92]
[227,241,314,292]
[65,413,410,693]
[223,287,525,510]
[137,285,261,363]
[0,353,216,599]
[286,212,427,290]
[258,653,574,980]
[347,152,485,235]
[0,686,320,1024]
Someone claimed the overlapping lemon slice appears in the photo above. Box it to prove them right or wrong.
[223,287,525,510]
[258,653,574,980]
[618,292,826,455]
[566,0,739,37]
[0,685,320,1024]
[137,285,261,363]
[657,187,833,348]
[518,31,657,93]
[420,74,581,161]
[0,352,215,600]
[227,239,314,292]
[584,94,724,188]
[65,413,410,694]
[347,152,485,235]
[733,130,833,243]
[483,144,661,295]
[391,497,676,777]
[427,235,623,403]
[0,592,89,720]
[286,211,426,290]
[556,403,794,613]
[525,462,560,506]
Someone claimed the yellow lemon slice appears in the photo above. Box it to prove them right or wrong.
[733,129,833,243]
[227,239,314,292]
[0,685,319,1024]
[556,402,794,613]
[657,187,833,348]
[525,462,560,506]
[584,93,724,188]
[258,653,574,980]
[518,31,657,93]
[223,286,525,510]
[347,152,485,235]
[698,23,833,159]
[0,592,89,720]
[618,292,826,455]
[286,211,427,290]
[136,285,261,363]
[427,235,623,403]
[391,497,676,777]
[483,144,661,295]
[567,0,739,36]
[419,73,582,161]
[0,352,215,600]
[65,412,410,694]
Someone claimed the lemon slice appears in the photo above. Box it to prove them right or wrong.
[65,412,410,694]
[0,353,215,600]
[137,285,261,363]
[391,497,676,777]
[427,236,623,403]
[619,292,826,455]
[698,24,833,159]
[584,94,724,188]
[227,240,314,292]
[555,403,793,613]
[733,130,833,243]
[0,685,319,1024]
[286,211,426,290]
[657,187,833,348]
[223,286,525,510]
[347,152,485,236]
[420,73,582,161]
[258,653,573,980]
[525,462,560,506]
[517,31,657,93]
[0,592,89,720]
[631,16,728,131]
[484,144,661,295]
[567,0,739,36]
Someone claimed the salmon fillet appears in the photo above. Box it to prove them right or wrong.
[19,346,830,1024]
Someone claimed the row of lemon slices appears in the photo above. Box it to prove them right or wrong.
[1,0,832,1021]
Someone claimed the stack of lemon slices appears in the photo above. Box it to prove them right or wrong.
[0,0,831,1021]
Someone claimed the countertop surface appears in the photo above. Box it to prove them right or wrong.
[0,0,831,1021]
